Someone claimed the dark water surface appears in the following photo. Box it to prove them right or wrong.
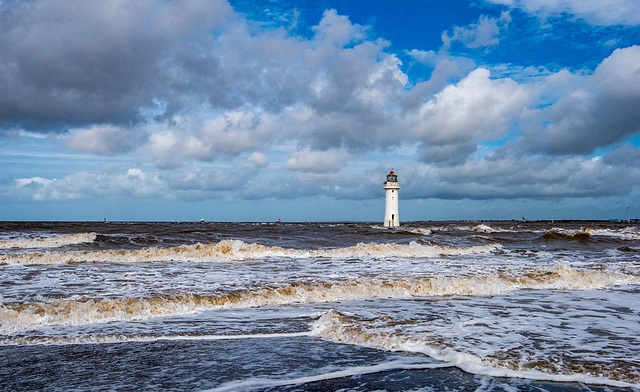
[0,221,639,391]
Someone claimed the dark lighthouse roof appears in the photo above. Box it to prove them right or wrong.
[386,169,397,182]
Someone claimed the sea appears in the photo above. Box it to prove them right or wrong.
[0,221,638,391]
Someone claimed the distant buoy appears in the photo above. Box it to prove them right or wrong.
[277,218,282,223]
[200,219,205,223]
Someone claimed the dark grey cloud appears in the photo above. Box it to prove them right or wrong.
[0,0,234,131]
[401,154,640,200]
[521,46,640,155]
[0,1,413,161]
[418,142,477,165]
[603,143,640,166]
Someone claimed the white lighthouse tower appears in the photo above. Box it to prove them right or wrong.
[384,169,400,227]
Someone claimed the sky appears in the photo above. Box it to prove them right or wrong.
[1,0,640,222]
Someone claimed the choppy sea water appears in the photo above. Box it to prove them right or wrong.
[0,221,639,391]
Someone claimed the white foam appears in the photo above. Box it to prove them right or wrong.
[0,240,502,265]
[454,224,516,233]
[469,224,498,233]
[408,228,433,236]
[590,227,640,240]
[0,232,97,249]
[310,310,640,389]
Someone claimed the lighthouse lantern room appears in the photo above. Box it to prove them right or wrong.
[383,169,400,227]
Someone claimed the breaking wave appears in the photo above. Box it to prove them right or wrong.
[0,233,97,249]
[540,228,592,241]
[590,227,640,241]
[0,331,310,346]
[468,224,504,233]
[310,310,640,387]
[0,240,501,265]
[407,228,433,236]
[1,264,636,334]
[451,224,521,233]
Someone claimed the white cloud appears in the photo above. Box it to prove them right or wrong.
[62,124,143,155]
[312,9,366,46]
[14,177,58,201]
[13,169,167,201]
[356,54,408,105]
[443,12,511,49]
[248,152,269,167]
[148,130,181,168]
[486,0,640,26]
[285,148,349,173]
[413,68,529,162]
[405,50,477,107]
[146,110,279,167]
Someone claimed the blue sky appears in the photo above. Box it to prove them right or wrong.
[1,0,640,221]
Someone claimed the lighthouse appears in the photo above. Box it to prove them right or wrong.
[383,169,400,227]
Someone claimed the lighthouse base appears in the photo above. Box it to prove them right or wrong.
[383,213,399,228]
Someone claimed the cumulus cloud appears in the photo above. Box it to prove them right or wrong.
[312,9,367,46]
[162,166,256,194]
[443,12,512,49]
[248,152,269,167]
[603,143,640,167]
[145,110,279,168]
[413,68,529,163]
[288,40,409,151]
[187,111,276,158]
[61,124,144,155]
[1,1,417,163]
[485,0,640,26]
[9,149,639,203]
[0,0,234,131]
[403,154,640,199]
[405,49,477,104]
[285,148,349,173]
[2,0,640,209]
[12,169,167,201]
[523,45,640,154]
